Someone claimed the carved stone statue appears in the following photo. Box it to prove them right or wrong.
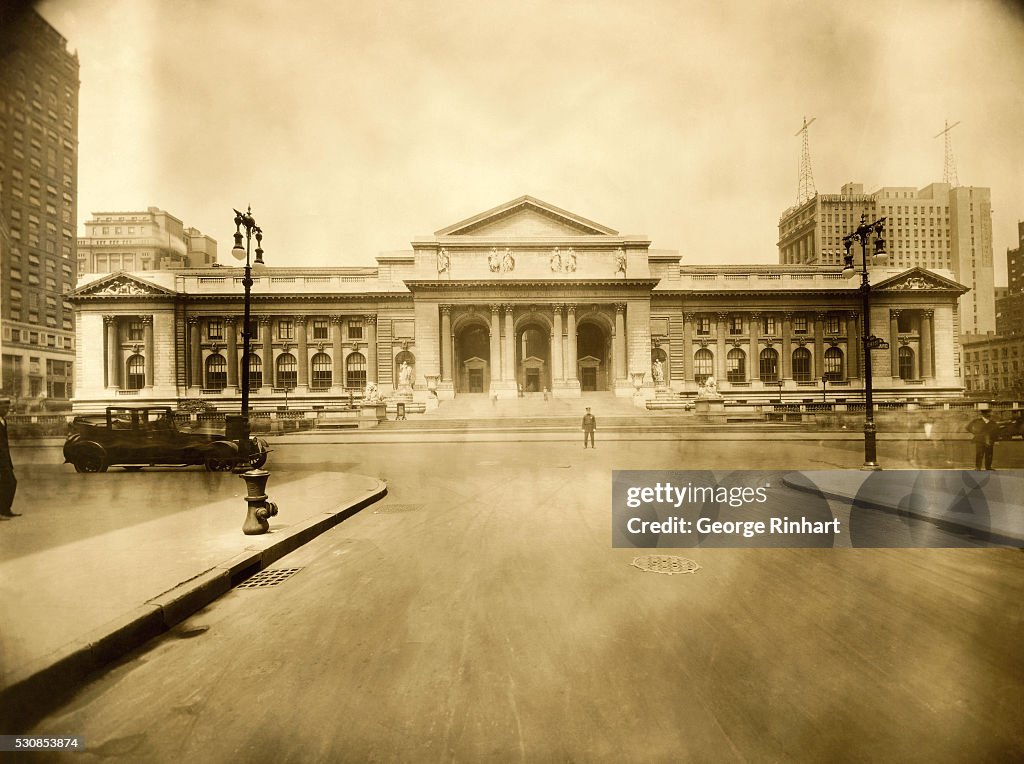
[363,382,383,403]
[437,247,450,274]
[651,358,665,385]
[696,375,723,400]
[549,248,562,272]
[615,248,627,276]
[398,360,413,387]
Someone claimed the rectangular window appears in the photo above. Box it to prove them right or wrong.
[207,318,224,341]
[761,316,776,336]
[347,319,363,340]
[312,318,329,340]
[793,315,808,334]
[696,316,711,335]
[826,316,842,334]
[278,319,294,340]
[729,316,743,335]
[127,320,144,342]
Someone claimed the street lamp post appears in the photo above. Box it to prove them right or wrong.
[231,206,265,466]
[821,376,827,403]
[842,213,888,470]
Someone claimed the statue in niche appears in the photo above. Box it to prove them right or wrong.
[564,248,577,272]
[615,248,627,276]
[398,360,413,388]
[437,247,450,274]
[550,248,562,272]
[501,248,516,272]
[488,248,501,272]
[651,358,665,385]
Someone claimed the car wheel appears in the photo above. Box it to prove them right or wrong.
[73,443,108,473]
[205,445,236,472]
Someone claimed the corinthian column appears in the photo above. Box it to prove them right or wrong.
[142,316,154,389]
[365,314,378,384]
[187,316,201,389]
[566,305,578,383]
[225,317,238,389]
[890,310,901,378]
[614,303,626,381]
[921,310,934,379]
[503,304,515,383]
[490,304,502,382]
[551,305,563,384]
[440,305,453,383]
[295,316,308,389]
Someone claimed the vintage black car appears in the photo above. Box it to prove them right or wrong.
[63,406,269,473]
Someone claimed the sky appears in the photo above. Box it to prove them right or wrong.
[35,0,1024,282]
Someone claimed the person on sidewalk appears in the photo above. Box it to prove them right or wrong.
[0,396,20,519]
[582,407,596,449]
[966,407,999,470]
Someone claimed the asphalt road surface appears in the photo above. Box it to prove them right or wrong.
[15,438,1024,761]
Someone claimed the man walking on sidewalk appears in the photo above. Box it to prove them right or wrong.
[0,396,20,519]
[582,407,596,449]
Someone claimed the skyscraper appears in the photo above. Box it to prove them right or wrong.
[0,7,79,403]
[778,182,996,335]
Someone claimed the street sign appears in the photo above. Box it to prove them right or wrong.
[868,337,890,350]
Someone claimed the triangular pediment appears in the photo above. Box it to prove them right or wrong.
[73,272,178,299]
[873,267,968,294]
[436,196,618,238]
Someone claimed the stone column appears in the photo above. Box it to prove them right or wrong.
[503,304,515,384]
[813,312,825,379]
[104,316,120,389]
[331,315,344,390]
[187,317,201,389]
[781,312,792,380]
[365,314,378,384]
[890,310,901,377]
[295,316,308,389]
[225,317,238,389]
[490,304,502,382]
[614,303,626,381]
[847,312,860,378]
[921,310,934,379]
[683,313,695,382]
[749,312,760,383]
[565,305,578,383]
[440,305,453,383]
[716,313,728,381]
[259,316,273,391]
[551,305,563,384]
[142,316,154,388]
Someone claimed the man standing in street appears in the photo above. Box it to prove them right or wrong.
[582,406,596,449]
[967,406,999,471]
[0,396,20,519]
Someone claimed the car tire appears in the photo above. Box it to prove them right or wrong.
[73,443,108,473]
[205,445,236,472]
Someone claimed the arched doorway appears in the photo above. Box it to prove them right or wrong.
[517,322,550,392]
[455,323,491,393]
[577,321,611,391]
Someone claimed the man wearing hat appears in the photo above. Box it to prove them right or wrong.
[582,406,596,449]
[0,396,19,518]
[966,404,999,471]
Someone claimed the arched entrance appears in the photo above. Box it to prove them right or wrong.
[517,322,550,392]
[577,321,611,391]
[454,323,491,393]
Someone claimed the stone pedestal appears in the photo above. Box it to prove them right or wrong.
[694,398,726,423]
[359,403,387,428]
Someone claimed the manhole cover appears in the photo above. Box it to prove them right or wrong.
[631,555,701,575]
[374,504,423,514]
[236,568,303,588]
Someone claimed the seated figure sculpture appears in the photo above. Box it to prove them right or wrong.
[696,375,723,400]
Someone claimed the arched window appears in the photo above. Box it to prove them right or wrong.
[346,352,366,389]
[311,352,332,389]
[898,346,915,380]
[694,349,713,385]
[727,348,746,383]
[276,352,297,390]
[125,354,145,390]
[205,353,227,391]
[247,353,263,391]
[792,348,812,382]
[759,348,779,383]
[824,347,844,381]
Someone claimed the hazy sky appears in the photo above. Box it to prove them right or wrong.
[36,0,1024,282]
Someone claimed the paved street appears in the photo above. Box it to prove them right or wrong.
[9,436,1024,761]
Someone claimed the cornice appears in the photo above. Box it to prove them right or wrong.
[404,279,660,289]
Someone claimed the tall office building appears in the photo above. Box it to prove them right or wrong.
[0,8,79,403]
[995,219,1024,336]
[77,208,218,276]
[778,182,996,335]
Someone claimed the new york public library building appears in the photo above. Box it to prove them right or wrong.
[67,196,968,415]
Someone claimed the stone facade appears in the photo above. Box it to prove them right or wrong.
[68,196,969,411]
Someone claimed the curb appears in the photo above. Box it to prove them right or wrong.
[0,479,387,732]
[782,472,1023,546]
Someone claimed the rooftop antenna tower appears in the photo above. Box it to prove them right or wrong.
[795,117,817,205]
[934,119,960,186]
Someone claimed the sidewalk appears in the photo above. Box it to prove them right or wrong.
[783,469,1024,544]
[0,469,386,730]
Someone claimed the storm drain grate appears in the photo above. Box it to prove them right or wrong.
[374,504,424,514]
[236,568,303,588]
[631,556,701,576]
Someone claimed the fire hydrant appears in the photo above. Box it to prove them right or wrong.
[240,469,278,535]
